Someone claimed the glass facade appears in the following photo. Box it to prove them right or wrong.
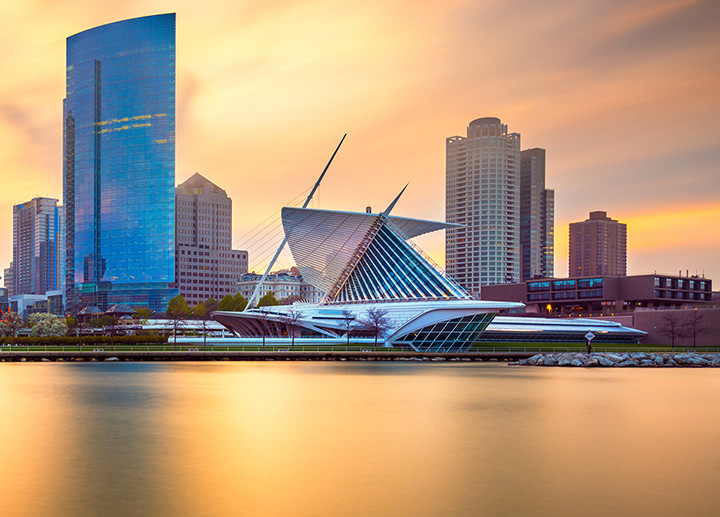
[335,224,469,303]
[396,313,495,352]
[64,14,176,312]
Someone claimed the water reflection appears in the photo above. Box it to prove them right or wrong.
[0,363,719,516]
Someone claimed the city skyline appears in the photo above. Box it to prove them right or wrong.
[0,1,718,284]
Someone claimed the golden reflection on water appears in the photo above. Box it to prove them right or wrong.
[1,362,719,516]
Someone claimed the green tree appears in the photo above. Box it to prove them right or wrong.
[66,316,77,329]
[166,295,191,347]
[0,311,24,346]
[192,297,218,347]
[218,294,234,311]
[91,314,115,327]
[218,293,247,311]
[257,292,280,308]
[232,293,248,311]
[133,307,154,320]
[204,297,219,314]
[28,313,68,337]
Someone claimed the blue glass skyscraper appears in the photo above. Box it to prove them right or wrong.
[64,14,177,312]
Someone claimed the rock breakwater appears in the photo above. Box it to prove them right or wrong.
[516,352,720,367]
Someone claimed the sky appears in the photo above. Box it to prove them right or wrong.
[0,0,719,283]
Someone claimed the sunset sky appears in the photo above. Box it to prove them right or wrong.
[1,0,719,284]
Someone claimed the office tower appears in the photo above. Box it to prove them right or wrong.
[63,14,176,312]
[520,148,554,280]
[12,197,64,296]
[446,117,521,295]
[175,173,248,306]
[569,211,627,277]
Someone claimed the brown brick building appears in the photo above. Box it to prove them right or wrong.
[569,211,626,277]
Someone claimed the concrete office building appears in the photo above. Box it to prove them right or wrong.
[569,211,627,277]
[13,197,64,296]
[520,148,554,281]
[446,117,521,294]
[64,14,177,313]
[236,269,324,304]
[175,173,248,307]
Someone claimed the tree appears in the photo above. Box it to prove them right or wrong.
[683,311,710,351]
[341,309,355,351]
[281,294,304,305]
[657,312,688,351]
[91,314,115,328]
[283,308,303,349]
[232,293,248,311]
[133,307,154,320]
[218,294,235,311]
[192,297,218,347]
[0,311,24,345]
[166,295,191,347]
[257,292,280,308]
[362,307,390,348]
[28,313,68,337]
[218,294,247,312]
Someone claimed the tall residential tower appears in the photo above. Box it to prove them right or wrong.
[520,148,554,280]
[12,197,64,296]
[63,14,176,312]
[569,211,627,277]
[446,117,521,295]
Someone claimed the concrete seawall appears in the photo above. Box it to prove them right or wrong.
[0,350,537,362]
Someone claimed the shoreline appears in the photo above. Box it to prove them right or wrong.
[515,352,720,367]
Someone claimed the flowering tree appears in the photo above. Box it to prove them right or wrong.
[0,311,24,345]
[29,313,68,337]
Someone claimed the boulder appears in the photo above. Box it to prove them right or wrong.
[558,355,573,367]
[618,359,637,367]
[598,356,615,367]
[605,353,624,362]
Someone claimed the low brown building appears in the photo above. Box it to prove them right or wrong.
[482,273,713,315]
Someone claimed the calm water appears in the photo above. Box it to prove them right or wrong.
[0,362,719,517]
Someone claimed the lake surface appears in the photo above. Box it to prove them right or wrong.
[0,362,719,516]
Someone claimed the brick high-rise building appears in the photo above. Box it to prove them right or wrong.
[446,117,521,295]
[174,173,248,307]
[569,211,627,277]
